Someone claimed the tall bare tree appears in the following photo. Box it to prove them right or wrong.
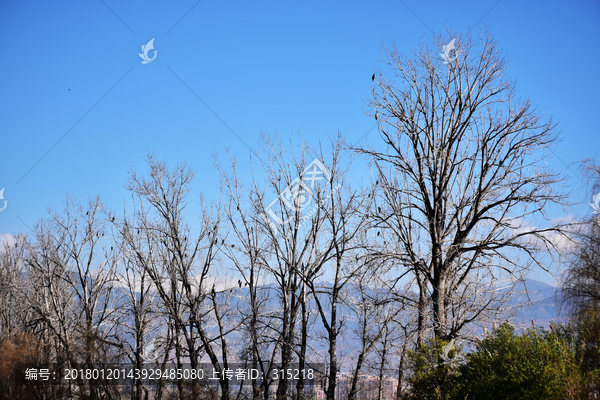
[252,135,316,400]
[216,151,279,400]
[0,234,30,337]
[125,155,235,400]
[298,137,372,400]
[26,196,121,399]
[354,30,570,341]
[112,209,163,400]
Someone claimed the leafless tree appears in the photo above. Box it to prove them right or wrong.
[246,133,352,400]
[297,136,372,400]
[557,160,600,316]
[125,155,236,400]
[112,205,164,400]
[25,196,122,399]
[252,137,315,400]
[353,29,571,342]
[346,272,402,400]
[216,151,279,400]
[0,234,30,337]
[561,219,600,313]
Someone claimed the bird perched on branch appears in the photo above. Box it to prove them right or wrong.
[238,280,242,288]
[211,285,216,296]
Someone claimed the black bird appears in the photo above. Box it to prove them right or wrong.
[211,285,216,296]
[378,207,381,213]
[137,229,140,234]
[245,282,248,287]
[377,231,380,236]
[376,180,379,185]
[68,88,70,91]
[238,280,242,288]
[86,211,89,216]
[375,110,378,120]
[222,239,225,245]
[371,73,375,81]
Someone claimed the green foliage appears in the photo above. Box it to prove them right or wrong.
[572,307,600,375]
[558,307,600,396]
[403,339,461,400]
[453,323,584,400]
[404,324,594,400]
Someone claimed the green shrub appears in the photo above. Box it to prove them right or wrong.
[453,323,584,400]
[403,339,462,400]
[403,324,591,400]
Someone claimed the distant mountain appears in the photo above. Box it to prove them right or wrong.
[509,279,566,330]
[103,277,567,371]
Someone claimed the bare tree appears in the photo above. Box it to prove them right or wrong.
[346,273,401,400]
[560,160,600,314]
[126,155,235,400]
[26,196,122,399]
[298,137,372,400]
[0,234,30,337]
[216,151,280,400]
[113,208,163,400]
[354,29,570,341]
[561,218,600,313]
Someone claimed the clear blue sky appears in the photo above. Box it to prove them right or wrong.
[1,0,599,284]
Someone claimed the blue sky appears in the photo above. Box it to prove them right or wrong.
[1,0,599,285]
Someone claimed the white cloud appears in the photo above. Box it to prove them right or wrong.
[508,215,577,253]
